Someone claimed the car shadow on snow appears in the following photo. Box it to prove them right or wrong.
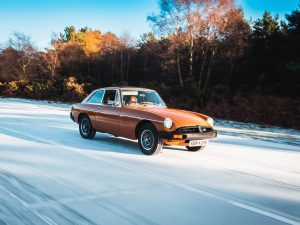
[77,134,192,155]
[163,145,188,152]
[90,134,144,155]
[0,121,142,155]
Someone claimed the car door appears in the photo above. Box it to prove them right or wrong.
[95,89,121,135]
[82,90,105,128]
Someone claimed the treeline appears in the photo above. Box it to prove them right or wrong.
[0,0,299,129]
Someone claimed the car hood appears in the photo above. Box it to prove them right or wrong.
[138,106,211,127]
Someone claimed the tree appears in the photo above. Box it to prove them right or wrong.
[119,32,134,82]
[220,8,251,84]
[148,0,186,87]
[8,32,37,80]
[137,33,164,84]
[251,12,287,92]
[43,37,61,78]
[148,0,236,90]
[285,7,300,62]
[194,0,235,92]
[101,32,122,84]
[253,12,282,39]
[0,47,19,81]
[81,29,102,77]
[60,26,81,42]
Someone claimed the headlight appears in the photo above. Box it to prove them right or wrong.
[163,118,173,129]
[207,117,214,127]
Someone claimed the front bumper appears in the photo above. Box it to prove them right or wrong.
[160,126,217,141]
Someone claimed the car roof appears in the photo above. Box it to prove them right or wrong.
[96,87,154,91]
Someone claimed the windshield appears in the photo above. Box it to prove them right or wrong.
[121,90,166,106]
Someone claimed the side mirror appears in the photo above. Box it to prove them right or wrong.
[114,101,121,107]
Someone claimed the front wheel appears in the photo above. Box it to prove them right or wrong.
[186,145,206,152]
[79,115,96,139]
[138,123,162,155]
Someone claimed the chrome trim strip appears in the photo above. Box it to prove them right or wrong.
[120,115,163,123]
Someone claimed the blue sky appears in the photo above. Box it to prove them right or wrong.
[0,0,299,49]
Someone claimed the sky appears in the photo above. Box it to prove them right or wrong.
[0,0,299,49]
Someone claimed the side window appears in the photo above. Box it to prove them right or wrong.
[86,90,104,104]
[102,90,116,105]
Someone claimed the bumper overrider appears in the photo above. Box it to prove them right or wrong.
[160,126,217,141]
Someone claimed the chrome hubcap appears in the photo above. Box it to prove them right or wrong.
[81,118,90,135]
[141,129,154,151]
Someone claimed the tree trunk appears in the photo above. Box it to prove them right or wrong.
[21,56,30,80]
[87,58,90,77]
[176,51,184,87]
[228,58,234,84]
[97,70,101,83]
[50,50,57,79]
[21,66,26,80]
[198,49,207,88]
[51,67,55,78]
[111,52,114,84]
[188,32,194,79]
[203,49,215,93]
[143,54,147,81]
[120,50,124,81]
[126,52,130,81]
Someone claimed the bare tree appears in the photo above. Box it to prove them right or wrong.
[8,32,37,80]
[44,37,61,78]
[120,32,133,82]
[148,0,187,87]
[190,0,235,92]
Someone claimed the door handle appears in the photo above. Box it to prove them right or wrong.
[96,106,101,110]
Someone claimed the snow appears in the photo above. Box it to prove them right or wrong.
[0,97,299,225]
[215,120,300,147]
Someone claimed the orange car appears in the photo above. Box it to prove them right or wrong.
[70,87,217,155]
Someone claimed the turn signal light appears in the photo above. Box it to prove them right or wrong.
[173,134,183,139]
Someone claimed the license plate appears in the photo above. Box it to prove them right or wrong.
[189,140,208,147]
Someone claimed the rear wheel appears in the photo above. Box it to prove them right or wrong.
[79,115,96,139]
[138,123,162,155]
[186,145,206,152]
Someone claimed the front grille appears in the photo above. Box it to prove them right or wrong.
[180,127,199,133]
[178,126,213,134]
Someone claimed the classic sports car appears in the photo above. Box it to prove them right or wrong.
[70,87,217,155]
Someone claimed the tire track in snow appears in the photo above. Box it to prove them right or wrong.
[0,133,162,224]
[0,166,162,225]
[0,169,98,225]
[0,185,58,225]
[0,159,163,225]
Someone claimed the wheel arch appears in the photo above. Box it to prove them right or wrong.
[78,113,88,123]
[135,120,155,139]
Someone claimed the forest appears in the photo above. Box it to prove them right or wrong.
[0,0,299,129]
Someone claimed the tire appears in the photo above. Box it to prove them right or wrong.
[138,123,162,155]
[186,145,206,152]
[79,115,96,139]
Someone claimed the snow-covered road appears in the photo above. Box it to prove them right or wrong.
[0,98,299,225]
